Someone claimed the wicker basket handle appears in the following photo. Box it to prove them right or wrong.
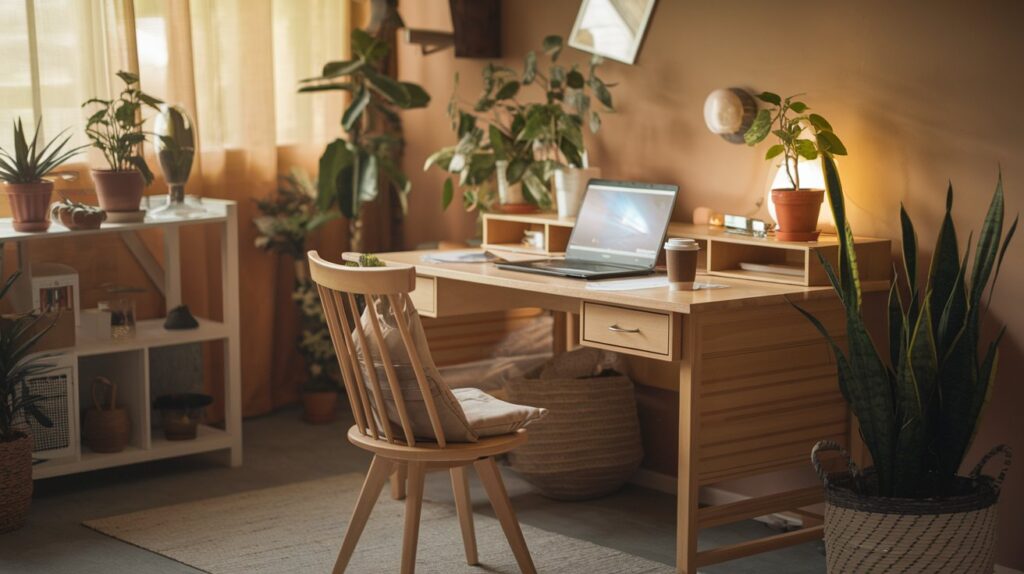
[811,440,861,487]
[969,444,1012,493]
[91,377,117,411]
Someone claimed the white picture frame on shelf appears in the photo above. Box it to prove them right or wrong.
[568,0,658,65]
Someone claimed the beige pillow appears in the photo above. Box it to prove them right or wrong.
[354,296,478,443]
[452,388,548,438]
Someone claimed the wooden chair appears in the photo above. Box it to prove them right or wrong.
[308,251,537,574]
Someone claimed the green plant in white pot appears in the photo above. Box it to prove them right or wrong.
[426,35,614,215]
[0,272,55,533]
[83,70,164,215]
[801,154,1017,572]
[0,119,86,232]
[744,92,847,241]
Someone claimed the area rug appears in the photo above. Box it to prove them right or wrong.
[84,473,671,573]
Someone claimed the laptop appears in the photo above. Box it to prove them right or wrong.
[497,179,679,279]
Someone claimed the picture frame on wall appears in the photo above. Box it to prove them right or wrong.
[568,0,658,65]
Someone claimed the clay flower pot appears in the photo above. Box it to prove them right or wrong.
[302,391,338,424]
[771,188,825,241]
[0,433,33,533]
[3,181,53,232]
[91,169,145,213]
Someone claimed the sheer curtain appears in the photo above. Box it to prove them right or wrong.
[0,0,356,416]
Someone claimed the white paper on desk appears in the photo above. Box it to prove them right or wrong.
[421,250,496,264]
[585,276,729,292]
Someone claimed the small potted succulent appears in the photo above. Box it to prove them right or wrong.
[426,35,614,215]
[0,119,87,232]
[0,272,55,533]
[744,92,847,241]
[82,70,164,215]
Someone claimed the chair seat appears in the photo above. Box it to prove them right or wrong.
[347,425,528,463]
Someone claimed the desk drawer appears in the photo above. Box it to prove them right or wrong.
[409,275,436,317]
[580,302,678,360]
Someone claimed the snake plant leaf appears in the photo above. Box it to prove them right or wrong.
[822,155,862,313]
[934,321,980,479]
[969,173,1005,309]
[987,214,1018,307]
[888,278,906,371]
[928,183,961,333]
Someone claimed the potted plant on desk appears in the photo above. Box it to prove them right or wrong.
[800,154,1018,572]
[0,272,54,533]
[82,70,164,218]
[0,119,87,232]
[426,35,614,216]
[744,92,847,241]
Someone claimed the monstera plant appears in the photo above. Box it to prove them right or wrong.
[299,29,430,249]
[799,155,1018,499]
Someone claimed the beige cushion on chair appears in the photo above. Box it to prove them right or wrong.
[355,295,478,443]
[452,387,548,438]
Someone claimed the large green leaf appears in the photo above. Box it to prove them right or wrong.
[317,139,354,213]
[489,125,509,161]
[441,178,454,210]
[357,151,379,203]
[495,81,520,101]
[744,109,772,146]
[318,59,365,79]
[401,82,430,108]
[928,184,961,337]
[364,69,410,107]
[342,86,371,132]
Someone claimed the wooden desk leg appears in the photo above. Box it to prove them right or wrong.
[676,316,700,573]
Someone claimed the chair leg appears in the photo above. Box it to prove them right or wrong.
[450,465,479,565]
[391,463,407,500]
[333,455,393,574]
[401,461,427,574]
[474,457,537,574]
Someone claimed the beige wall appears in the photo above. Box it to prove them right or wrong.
[397,0,1024,566]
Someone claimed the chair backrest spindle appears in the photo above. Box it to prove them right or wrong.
[308,250,450,448]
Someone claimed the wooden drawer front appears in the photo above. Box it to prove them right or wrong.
[581,302,676,360]
[408,275,436,316]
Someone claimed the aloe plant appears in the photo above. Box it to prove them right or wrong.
[0,119,87,184]
[795,154,1018,498]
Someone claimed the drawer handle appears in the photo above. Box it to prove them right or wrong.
[608,324,641,334]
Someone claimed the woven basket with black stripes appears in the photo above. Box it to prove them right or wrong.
[812,440,1011,574]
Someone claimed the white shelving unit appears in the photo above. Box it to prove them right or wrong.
[2,198,242,480]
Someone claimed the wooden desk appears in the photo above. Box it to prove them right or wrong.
[379,249,868,573]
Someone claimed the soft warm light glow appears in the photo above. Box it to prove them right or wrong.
[766,157,837,232]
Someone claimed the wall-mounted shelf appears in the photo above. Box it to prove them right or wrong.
[481,212,891,289]
[5,198,243,480]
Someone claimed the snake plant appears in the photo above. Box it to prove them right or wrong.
[795,155,1018,498]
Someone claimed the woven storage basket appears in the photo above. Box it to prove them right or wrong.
[83,377,132,453]
[812,440,1011,574]
[0,432,33,533]
[504,368,643,500]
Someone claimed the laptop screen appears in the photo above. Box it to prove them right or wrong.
[565,180,679,268]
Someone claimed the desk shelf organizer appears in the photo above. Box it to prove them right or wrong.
[0,198,242,479]
[482,212,891,288]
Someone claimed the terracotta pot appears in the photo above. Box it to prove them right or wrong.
[90,169,145,212]
[302,391,338,424]
[0,433,33,534]
[3,181,53,232]
[771,188,825,241]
